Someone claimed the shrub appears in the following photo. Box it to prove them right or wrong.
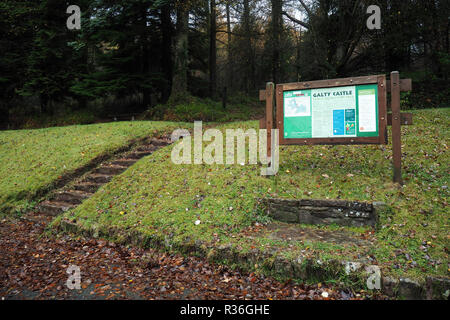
[143,95,263,123]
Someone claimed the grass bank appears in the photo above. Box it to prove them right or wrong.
[0,121,184,215]
[53,109,448,284]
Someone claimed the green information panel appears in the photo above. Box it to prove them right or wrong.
[283,84,379,139]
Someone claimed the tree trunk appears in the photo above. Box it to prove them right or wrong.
[271,0,282,84]
[77,96,87,110]
[170,2,189,100]
[0,102,9,130]
[209,0,217,98]
[242,0,254,93]
[141,5,150,109]
[226,1,232,90]
[161,4,173,103]
[296,29,302,82]
[40,94,51,115]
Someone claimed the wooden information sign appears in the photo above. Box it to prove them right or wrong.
[260,72,413,185]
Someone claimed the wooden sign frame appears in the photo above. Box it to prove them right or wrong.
[275,75,388,146]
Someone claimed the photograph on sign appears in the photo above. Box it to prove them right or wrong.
[285,91,311,117]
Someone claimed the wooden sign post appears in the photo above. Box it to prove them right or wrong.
[260,72,412,185]
[260,82,274,160]
[390,72,406,185]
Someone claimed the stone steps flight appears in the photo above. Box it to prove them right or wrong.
[37,137,171,217]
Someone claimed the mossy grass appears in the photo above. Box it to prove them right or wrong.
[0,121,185,215]
[51,108,448,282]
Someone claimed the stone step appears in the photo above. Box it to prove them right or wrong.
[22,212,54,224]
[111,159,137,167]
[127,151,153,160]
[151,138,171,147]
[136,145,157,152]
[53,191,91,205]
[39,201,76,216]
[84,174,113,184]
[93,165,127,175]
[30,136,174,218]
[73,182,103,193]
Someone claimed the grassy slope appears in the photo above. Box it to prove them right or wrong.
[56,109,449,281]
[0,121,183,214]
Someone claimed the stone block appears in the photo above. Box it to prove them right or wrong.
[264,198,378,227]
[426,277,450,300]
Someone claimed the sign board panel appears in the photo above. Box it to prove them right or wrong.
[283,84,379,139]
[276,75,387,145]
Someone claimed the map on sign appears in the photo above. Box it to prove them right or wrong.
[283,85,379,139]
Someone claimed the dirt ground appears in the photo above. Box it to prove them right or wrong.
[0,213,388,300]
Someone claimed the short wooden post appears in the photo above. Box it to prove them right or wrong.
[265,82,274,160]
[390,71,403,185]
